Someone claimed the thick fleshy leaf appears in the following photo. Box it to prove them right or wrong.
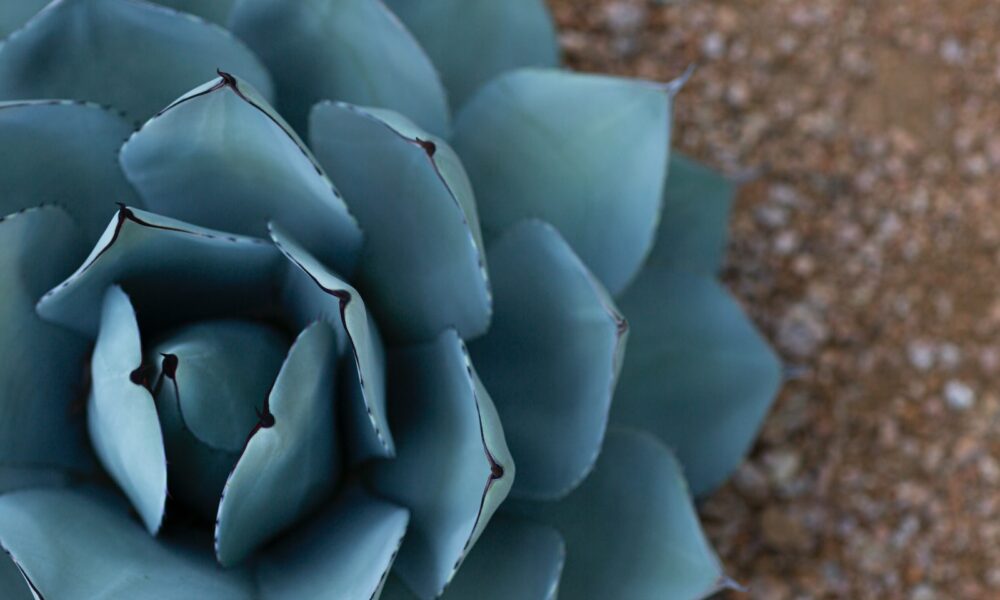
[0,0,273,123]
[613,269,782,496]
[368,329,514,600]
[442,514,565,600]
[384,0,559,108]
[88,286,167,534]
[270,224,393,462]
[469,220,626,500]
[150,320,289,521]
[0,101,140,240]
[0,487,256,599]
[452,69,680,295]
[0,207,91,477]
[153,0,236,24]
[37,206,284,338]
[229,0,449,136]
[310,102,491,342]
[120,73,362,276]
[0,0,47,40]
[0,551,31,600]
[0,467,73,495]
[508,428,728,600]
[642,154,736,276]
[257,485,408,599]
[215,321,340,567]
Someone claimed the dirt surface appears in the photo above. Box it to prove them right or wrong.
[550,1,1000,598]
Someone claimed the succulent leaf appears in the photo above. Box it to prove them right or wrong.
[0,0,47,40]
[612,270,783,496]
[368,329,514,600]
[0,100,139,240]
[0,0,273,123]
[149,320,290,521]
[270,224,394,463]
[229,0,449,136]
[469,220,626,500]
[36,206,284,338]
[452,69,678,295]
[383,0,559,108]
[507,428,728,600]
[152,0,236,24]
[256,485,409,599]
[120,73,362,278]
[0,487,256,599]
[309,102,491,342]
[0,206,92,481]
[439,514,565,600]
[214,321,341,567]
[88,286,167,534]
[641,154,736,277]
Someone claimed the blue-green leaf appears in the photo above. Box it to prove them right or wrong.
[120,73,362,277]
[642,154,735,277]
[0,549,31,600]
[215,321,340,567]
[270,224,393,463]
[441,514,565,600]
[368,329,514,600]
[452,69,680,295]
[612,270,782,496]
[0,0,47,40]
[0,101,140,241]
[0,0,273,123]
[383,0,559,108]
[0,206,92,482]
[153,0,236,24]
[149,320,289,521]
[88,286,167,534]
[0,487,256,599]
[257,485,408,599]
[469,221,625,500]
[507,428,728,600]
[36,206,284,338]
[309,102,491,342]
[229,0,449,136]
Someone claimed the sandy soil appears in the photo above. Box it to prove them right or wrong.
[550,1,1000,597]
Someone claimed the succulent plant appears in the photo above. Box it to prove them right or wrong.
[0,0,782,598]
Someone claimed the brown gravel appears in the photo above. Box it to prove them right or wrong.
[550,0,1000,598]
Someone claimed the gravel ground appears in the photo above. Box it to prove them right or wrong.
[550,1,1000,598]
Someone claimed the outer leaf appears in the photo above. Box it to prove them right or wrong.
[0,467,73,495]
[215,321,340,567]
[469,221,626,499]
[36,206,284,338]
[310,102,491,342]
[0,550,31,600]
[150,320,289,521]
[442,514,565,600]
[257,485,409,600]
[507,428,729,600]
[368,329,514,600]
[270,224,393,462]
[0,207,91,480]
[0,488,256,599]
[642,154,736,276]
[0,100,140,241]
[120,73,362,277]
[612,270,782,495]
[384,0,559,108]
[153,0,236,24]
[229,0,449,136]
[88,286,167,534]
[452,69,679,295]
[0,0,47,40]
[0,0,273,123]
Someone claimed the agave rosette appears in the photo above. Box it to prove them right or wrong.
[0,1,782,598]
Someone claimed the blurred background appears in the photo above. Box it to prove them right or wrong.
[548,0,1000,598]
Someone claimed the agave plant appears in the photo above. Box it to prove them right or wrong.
[0,0,782,598]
